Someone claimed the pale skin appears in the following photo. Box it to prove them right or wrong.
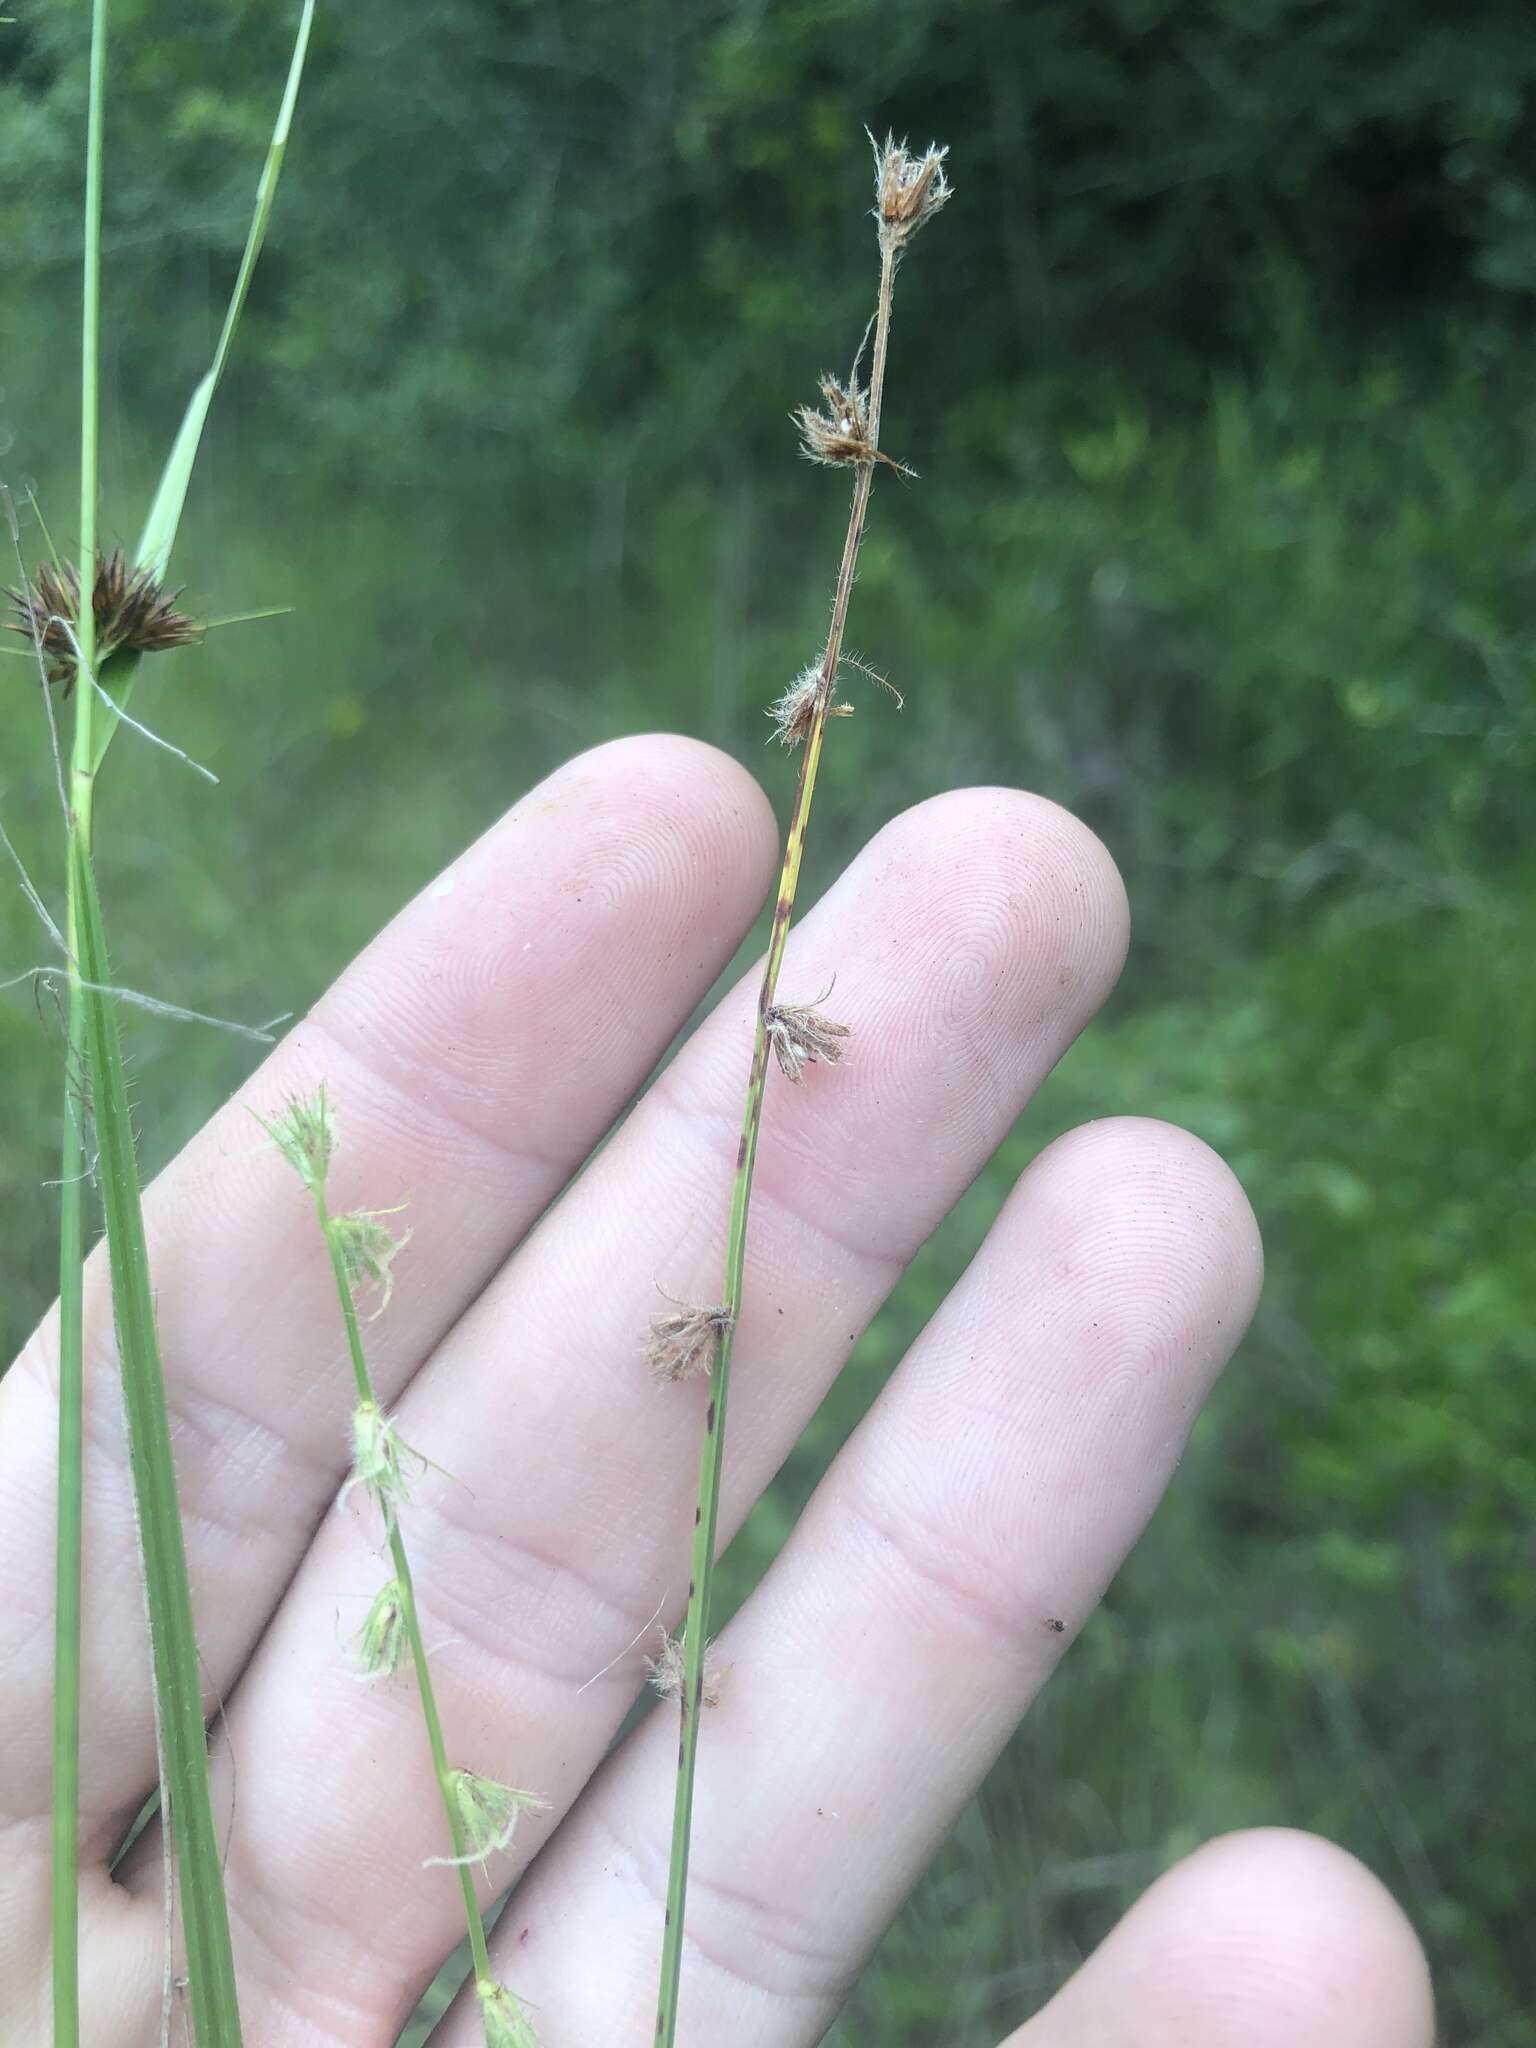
[1,735,1435,2045]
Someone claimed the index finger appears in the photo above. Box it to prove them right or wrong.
[0,733,777,1856]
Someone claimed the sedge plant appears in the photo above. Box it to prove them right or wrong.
[646,133,951,2045]
[6,7,315,2044]
[263,1087,544,2048]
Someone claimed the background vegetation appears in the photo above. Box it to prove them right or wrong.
[3,3,1534,2040]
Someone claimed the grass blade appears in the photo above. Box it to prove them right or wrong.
[71,834,245,2046]
[90,0,315,773]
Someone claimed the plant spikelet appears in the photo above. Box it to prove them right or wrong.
[793,375,909,473]
[356,1576,408,1682]
[477,1977,540,2048]
[427,1770,547,1868]
[645,1301,733,1384]
[872,132,951,252]
[648,1629,722,1708]
[332,1206,410,1314]
[340,1398,425,1526]
[262,1087,337,1192]
[6,548,200,692]
[765,999,850,1083]
[767,661,854,748]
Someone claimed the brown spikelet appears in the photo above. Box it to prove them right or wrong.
[767,662,854,749]
[646,1301,733,1384]
[765,998,850,1082]
[872,132,951,252]
[6,548,201,692]
[793,376,911,474]
[647,1630,722,1708]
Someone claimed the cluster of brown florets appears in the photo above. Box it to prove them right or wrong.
[645,1300,734,1384]
[872,132,950,253]
[794,374,911,473]
[766,660,854,748]
[764,998,850,1083]
[6,549,200,692]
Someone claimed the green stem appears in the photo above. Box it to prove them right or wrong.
[313,1189,495,1993]
[652,233,900,2046]
[52,2,108,2036]
[72,840,246,2046]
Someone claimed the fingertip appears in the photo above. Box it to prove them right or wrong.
[880,785,1131,1023]
[1183,1830,1435,2046]
[1016,1827,1434,2048]
[555,731,779,884]
[465,730,780,932]
[1014,1115,1264,1402]
[1066,1113,1262,1297]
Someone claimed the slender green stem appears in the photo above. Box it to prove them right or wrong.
[52,3,109,2036]
[312,1188,495,1991]
[652,234,900,2046]
[72,839,246,2046]
[51,1029,86,2048]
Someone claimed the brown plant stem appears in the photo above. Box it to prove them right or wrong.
[651,227,902,2046]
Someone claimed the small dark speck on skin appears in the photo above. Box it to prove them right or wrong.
[1045,1617,1065,1632]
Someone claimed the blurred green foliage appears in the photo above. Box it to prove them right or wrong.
[4,4,1535,2042]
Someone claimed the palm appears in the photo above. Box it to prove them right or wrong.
[3,737,1431,2045]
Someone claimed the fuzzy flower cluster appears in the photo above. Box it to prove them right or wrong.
[645,1301,733,1384]
[767,661,853,748]
[263,1088,338,1193]
[6,549,199,692]
[331,1205,410,1313]
[427,1769,548,1869]
[648,1628,723,1709]
[339,1398,427,1527]
[872,132,951,253]
[765,999,850,1083]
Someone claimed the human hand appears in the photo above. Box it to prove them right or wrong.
[2,737,1433,2045]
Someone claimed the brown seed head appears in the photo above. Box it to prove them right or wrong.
[765,999,850,1083]
[645,1300,733,1384]
[5,548,200,692]
[873,133,951,252]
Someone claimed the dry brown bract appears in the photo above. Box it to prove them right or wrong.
[6,548,200,692]
[873,133,951,253]
[765,999,850,1083]
[646,1301,734,1383]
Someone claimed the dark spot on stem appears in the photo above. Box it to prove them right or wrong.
[705,1399,717,1431]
